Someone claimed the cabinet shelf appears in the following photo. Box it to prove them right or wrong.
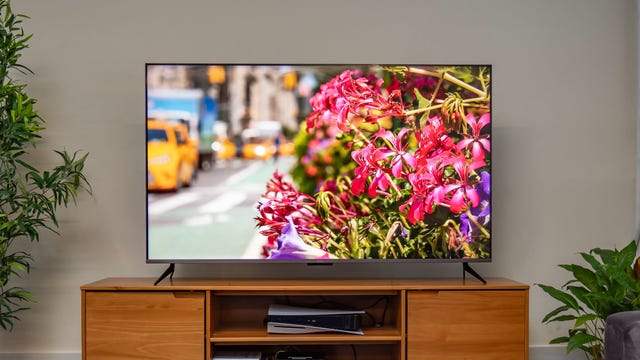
[211,326,402,344]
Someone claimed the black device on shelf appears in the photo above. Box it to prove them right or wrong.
[274,351,325,360]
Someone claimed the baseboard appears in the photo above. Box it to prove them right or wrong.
[0,347,583,360]
[0,354,80,360]
[529,345,587,360]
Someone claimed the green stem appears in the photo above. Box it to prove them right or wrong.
[479,67,488,94]
[404,104,444,117]
[464,210,491,239]
[443,219,459,231]
[384,174,403,196]
[324,235,350,254]
[406,67,487,98]
[398,214,412,230]
[322,192,351,222]
[419,76,445,128]
[404,96,489,117]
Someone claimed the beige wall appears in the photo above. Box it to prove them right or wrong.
[0,0,635,358]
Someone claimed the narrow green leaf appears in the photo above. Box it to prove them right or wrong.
[580,252,602,272]
[548,314,577,323]
[542,305,570,323]
[549,336,570,345]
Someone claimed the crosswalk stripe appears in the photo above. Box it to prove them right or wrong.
[198,192,247,213]
[148,193,199,215]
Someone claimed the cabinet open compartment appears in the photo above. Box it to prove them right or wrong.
[210,290,405,359]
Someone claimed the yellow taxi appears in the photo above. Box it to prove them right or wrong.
[241,136,296,160]
[147,119,198,191]
[242,137,277,160]
[240,121,295,160]
[173,122,199,176]
[211,136,237,161]
[278,139,295,156]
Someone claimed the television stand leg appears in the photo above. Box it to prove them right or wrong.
[462,262,487,284]
[154,263,175,286]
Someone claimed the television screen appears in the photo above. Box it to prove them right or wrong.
[146,64,491,262]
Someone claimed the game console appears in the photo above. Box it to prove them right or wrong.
[267,304,364,335]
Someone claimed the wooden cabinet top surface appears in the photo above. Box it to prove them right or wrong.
[81,277,528,291]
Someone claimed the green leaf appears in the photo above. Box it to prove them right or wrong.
[618,240,638,268]
[574,314,597,328]
[558,264,574,274]
[537,284,581,311]
[566,332,600,353]
[566,286,595,311]
[413,88,430,109]
[548,314,577,323]
[413,88,431,125]
[14,159,36,172]
[579,252,601,270]
[592,248,616,265]
[570,265,599,292]
[610,270,638,293]
[549,336,570,345]
[542,305,570,323]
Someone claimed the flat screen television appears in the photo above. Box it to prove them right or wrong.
[146,64,491,268]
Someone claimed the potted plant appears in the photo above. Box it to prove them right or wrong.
[537,240,640,360]
[0,0,90,330]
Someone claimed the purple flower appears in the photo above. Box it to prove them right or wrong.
[268,216,333,260]
[460,171,491,242]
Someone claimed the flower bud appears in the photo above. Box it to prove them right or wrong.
[347,218,361,257]
[315,191,331,219]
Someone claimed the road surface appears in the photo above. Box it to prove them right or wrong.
[147,156,295,261]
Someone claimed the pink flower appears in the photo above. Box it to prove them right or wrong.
[446,158,481,214]
[373,128,417,178]
[415,116,455,162]
[256,171,325,249]
[403,173,436,224]
[351,143,396,197]
[457,113,491,163]
[333,72,404,132]
[306,70,360,132]
[350,143,378,196]
[401,160,450,224]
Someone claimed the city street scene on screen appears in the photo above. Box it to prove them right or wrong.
[146,64,491,262]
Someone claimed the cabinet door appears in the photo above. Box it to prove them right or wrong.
[407,290,528,360]
[84,291,205,360]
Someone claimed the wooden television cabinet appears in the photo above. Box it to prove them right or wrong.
[81,277,529,360]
